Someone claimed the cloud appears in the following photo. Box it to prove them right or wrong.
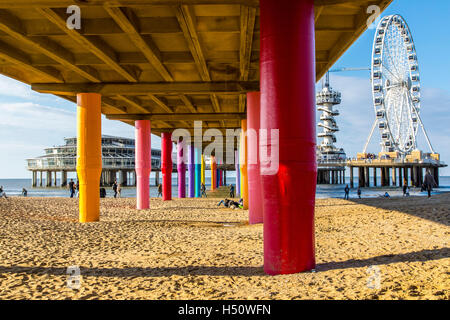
[0,102,76,133]
[0,74,34,99]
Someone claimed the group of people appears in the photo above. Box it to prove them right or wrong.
[68,179,79,198]
[0,187,28,199]
[112,180,122,198]
[217,198,244,209]
[343,169,438,199]
[156,182,220,198]
[344,185,361,200]
[68,179,122,198]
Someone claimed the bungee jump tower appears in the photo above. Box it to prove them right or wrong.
[0,0,394,275]
[316,72,347,185]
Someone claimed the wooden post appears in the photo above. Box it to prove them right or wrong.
[391,167,396,187]
[350,167,354,188]
[373,168,377,187]
[404,167,409,187]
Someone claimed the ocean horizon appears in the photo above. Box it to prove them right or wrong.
[1,176,449,199]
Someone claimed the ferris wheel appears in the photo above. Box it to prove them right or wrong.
[364,14,434,155]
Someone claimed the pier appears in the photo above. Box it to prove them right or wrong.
[27,135,235,188]
[317,161,346,185]
[348,151,446,188]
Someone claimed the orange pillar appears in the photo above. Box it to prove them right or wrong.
[240,119,249,209]
[76,93,102,222]
[210,156,217,191]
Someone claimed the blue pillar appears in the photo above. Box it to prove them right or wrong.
[235,149,240,196]
[188,145,195,198]
[195,148,201,197]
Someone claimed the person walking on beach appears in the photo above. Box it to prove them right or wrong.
[403,179,408,196]
[76,180,80,198]
[344,184,350,200]
[68,179,75,198]
[423,169,437,198]
[0,186,8,199]
[357,186,362,199]
[112,180,118,198]
[157,183,163,197]
[117,183,122,198]
[229,184,235,198]
[201,183,207,197]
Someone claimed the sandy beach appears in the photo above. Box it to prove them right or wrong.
[0,193,448,300]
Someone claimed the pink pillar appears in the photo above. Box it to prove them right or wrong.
[135,120,151,210]
[260,0,317,275]
[247,92,263,224]
[177,140,186,198]
[161,132,172,201]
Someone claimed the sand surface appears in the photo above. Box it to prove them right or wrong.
[0,193,448,300]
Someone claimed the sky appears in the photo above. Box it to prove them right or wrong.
[0,0,449,178]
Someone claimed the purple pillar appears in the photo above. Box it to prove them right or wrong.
[177,140,186,198]
[235,150,240,196]
[188,144,195,198]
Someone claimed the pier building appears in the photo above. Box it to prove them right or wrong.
[26,136,161,187]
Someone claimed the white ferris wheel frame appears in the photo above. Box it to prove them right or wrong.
[364,14,434,155]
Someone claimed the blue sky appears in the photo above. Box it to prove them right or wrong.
[0,0,449,178]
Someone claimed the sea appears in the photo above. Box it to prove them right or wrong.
[1,175,449,199]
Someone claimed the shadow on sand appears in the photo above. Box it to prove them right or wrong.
[345,193,450,226]
[0,248,447,277]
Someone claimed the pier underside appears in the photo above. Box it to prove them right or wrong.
[0,0,393,275]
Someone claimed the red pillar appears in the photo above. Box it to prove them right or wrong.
[260,0,316,275]
[247,92,263,224]
[135,120,151,209]
[161,132,172,201]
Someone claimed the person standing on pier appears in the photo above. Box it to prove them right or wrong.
[68,179,75,198]
[344,184,350,200]
[423,170,438,198]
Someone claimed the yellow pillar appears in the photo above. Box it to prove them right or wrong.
[77,93,102,222]
[201,154,206,185]
[240,119,249,209]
